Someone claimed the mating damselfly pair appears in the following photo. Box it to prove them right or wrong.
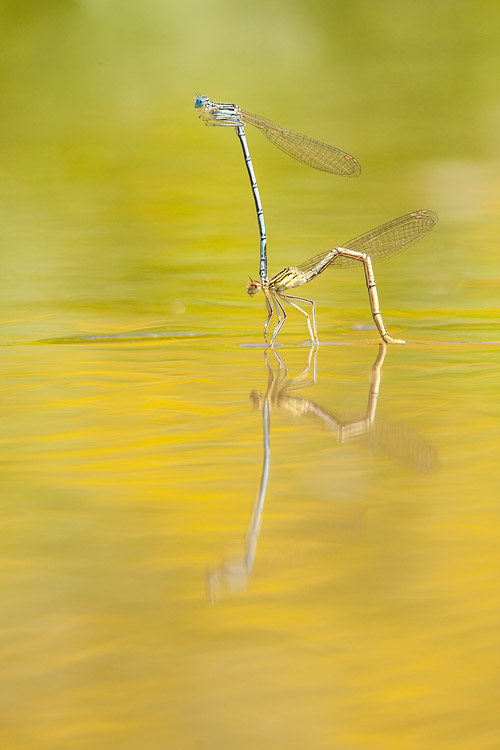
[194,94,437,345]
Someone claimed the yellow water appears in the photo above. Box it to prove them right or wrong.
[1,1,500,748]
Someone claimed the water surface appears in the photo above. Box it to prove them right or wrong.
[1,1,500,748]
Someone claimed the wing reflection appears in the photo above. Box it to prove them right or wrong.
[207,344,437,602]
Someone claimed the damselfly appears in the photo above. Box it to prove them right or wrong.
[247,209,438,345]
[194,95,360,284]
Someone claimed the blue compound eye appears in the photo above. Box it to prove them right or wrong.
[194,96,205,108]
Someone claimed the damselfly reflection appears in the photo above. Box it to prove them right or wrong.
[195,95,360,285]
[208,344,437,602]
[207,347,320,602]
[247,209,437,346]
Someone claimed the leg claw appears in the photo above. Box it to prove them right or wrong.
[383,335,405,344]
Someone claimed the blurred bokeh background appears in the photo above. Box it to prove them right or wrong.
[1,0,499,341]
[1,2,500,749]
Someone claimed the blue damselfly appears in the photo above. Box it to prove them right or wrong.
[194,95,360,284]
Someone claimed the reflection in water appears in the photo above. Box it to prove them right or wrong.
[207,345,437,602]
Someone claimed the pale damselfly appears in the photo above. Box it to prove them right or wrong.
[246,209,438,345]
[194,95,361,284]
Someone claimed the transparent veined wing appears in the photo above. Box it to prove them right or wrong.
[295,209,438,273]
[240,109,361,177]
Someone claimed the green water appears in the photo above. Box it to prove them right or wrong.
[1,1,500,748]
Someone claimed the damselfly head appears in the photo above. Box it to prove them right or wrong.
[194,95,209,109]
[247,279,261,296]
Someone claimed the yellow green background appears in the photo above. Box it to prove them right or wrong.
[1,1,500,748]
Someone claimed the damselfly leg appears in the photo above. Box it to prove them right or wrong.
[262,288,274,343]
[279,293,319,345]
[269,291,287,346]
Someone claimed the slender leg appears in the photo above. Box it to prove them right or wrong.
[269,291,287,346]
[279,293,319,344]
[335,248,405,344]
[267,290,283,345]
[262,288,274,343]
